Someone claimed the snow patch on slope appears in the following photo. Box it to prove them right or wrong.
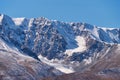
[0,14,4,24]
[101,27,116,31]
[0,38,35,60]
[65,36,87,57]
[92,27,100,40]
[38,55,75,74]
[28,18,34,27]
[83,57,92,65]
[13,18,25,26]
[0,38,20,54]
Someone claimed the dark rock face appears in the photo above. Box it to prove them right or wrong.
[31,19,67,59]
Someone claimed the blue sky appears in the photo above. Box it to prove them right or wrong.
[0,0,120,28]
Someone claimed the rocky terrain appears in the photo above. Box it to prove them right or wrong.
[0,14,120,80]
[42,44,120,80]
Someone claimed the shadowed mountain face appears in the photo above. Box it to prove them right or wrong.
[0,14,120,80]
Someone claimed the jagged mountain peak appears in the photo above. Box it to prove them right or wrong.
[0,14,15,26]
[0,14,120,62]
[0,14,120,45]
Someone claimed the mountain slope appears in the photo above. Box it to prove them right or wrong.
[0,38,63,80]
[0,14,120,79]
[0,14,62,80]
[42,45,120,80]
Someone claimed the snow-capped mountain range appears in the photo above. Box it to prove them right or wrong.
[0,14,120,80]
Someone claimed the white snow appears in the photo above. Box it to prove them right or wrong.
[65,36,87,57]
[83,57,92,65]
[28,18,34,27]
[38,55,75,74]
[101,27,116,31]
[93,27,100,39]
[0,38,20,53]
[13,18,25,25]
[101,47,111,58]
[53,22,77,49]
[85,26,100,40]
[116,44,120,53]
[108,31,120,43]
[0,38,34,60]
[0,39,9,50]
[0,14,4,24]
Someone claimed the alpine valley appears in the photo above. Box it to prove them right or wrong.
[0,14,120,80]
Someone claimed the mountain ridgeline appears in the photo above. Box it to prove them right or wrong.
[0,14,120,80]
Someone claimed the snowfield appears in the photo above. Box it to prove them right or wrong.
[38,55,75,74]
[65,36,87,57]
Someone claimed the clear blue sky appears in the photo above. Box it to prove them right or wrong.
[0,0,120,28]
